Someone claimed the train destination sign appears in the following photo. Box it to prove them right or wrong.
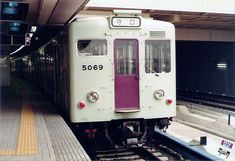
[111,17,141,28]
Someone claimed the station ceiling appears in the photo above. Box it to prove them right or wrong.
[150,10,235,30]
[0,0,89,57]
[0,0,235,57]
[84,7,235,31]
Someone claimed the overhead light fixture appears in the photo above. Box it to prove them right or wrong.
[30,26,37,32]
[217,62,227,69]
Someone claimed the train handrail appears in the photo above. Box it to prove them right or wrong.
[153,128,223,161]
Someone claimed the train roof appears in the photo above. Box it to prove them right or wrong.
[70,16,175,31]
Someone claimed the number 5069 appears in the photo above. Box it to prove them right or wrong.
[82,65,103,71]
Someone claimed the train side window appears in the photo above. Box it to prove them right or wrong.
[77,39,107,56]
[145,40,171,73]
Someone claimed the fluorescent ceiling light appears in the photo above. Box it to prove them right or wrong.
[217,63,227,69]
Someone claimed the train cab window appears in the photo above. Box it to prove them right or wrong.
[145,40,171,73]
[77,39,107,56]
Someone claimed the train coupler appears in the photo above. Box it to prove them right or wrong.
[156,118,171,132]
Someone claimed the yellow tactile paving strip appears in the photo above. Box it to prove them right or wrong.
[0,99,38,156]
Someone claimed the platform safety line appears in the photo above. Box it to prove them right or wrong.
[0,99,38,156]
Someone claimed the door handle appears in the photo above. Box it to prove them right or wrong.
[135,75,139,80]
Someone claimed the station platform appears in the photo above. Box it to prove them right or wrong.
[167,121,235,160]
[0,78,91,161]
[168,101,235,161]
[176,101,235,142]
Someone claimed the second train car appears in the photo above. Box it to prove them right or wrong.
[12,10,176,145]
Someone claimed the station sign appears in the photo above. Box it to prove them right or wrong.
[221,140,233,149]
[110,17,141,28]
[1,2,29,21]
[217,139,234,159]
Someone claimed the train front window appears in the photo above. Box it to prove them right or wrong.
[115,39,137,75]
[77,39,107,56]
[145,40,171,73]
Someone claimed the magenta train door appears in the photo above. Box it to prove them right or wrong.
[114,39,139,111]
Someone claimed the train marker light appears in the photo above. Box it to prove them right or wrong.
[78,101,85,109]
[166,99,173,105]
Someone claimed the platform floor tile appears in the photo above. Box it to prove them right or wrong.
[0,90,21,152]
[0,79,91,161]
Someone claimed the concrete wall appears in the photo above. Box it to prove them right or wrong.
[176,29,235,42]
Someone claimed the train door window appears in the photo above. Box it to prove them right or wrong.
[77,39,107,56]
[115,40,137,75]
[145,40,171,73]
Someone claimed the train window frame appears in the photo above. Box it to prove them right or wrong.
[114,39,138,76]
[76,39,107,57]
[145,39,171,74]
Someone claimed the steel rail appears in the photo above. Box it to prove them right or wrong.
[178,96,235,112]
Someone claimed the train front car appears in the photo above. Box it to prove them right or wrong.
[69,11,175,145]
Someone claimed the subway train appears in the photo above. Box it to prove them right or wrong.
[12,10,176,145]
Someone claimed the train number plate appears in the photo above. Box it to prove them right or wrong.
[82,65,103,71]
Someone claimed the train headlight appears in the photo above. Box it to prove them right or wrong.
[154,89,165,100]
[87,91,99,103]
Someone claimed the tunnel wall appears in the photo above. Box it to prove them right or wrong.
[176,41,235,97]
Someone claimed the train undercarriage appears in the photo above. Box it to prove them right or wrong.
[75,118,172,148]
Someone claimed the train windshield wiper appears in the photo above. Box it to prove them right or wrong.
[146,66,159,76]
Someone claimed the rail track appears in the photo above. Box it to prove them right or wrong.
[86,129,221,161]
[93,145,187,161]
[177,90,235,112]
